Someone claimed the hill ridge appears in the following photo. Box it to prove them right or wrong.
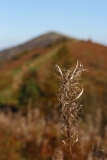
[0,31,71,63]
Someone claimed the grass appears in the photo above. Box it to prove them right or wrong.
[0,47,60,104]
[0,61,106,160]
[0,86,16,105]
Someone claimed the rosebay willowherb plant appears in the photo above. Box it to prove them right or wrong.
[54,61,87,153]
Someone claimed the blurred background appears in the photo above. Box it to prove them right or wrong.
[0,0,107,159]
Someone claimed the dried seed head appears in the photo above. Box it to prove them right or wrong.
[54,61,86,153]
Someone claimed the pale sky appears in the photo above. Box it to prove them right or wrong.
[0,0,107,50]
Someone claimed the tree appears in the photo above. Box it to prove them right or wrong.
[17,79,40,109]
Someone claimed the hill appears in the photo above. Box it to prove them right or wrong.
[0,32,107,122]
[0,32,73,63]
[0,31,107,160]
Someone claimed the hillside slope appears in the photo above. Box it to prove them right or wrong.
[0,35,107,105]
[0,32,73,63]
[0,32,107,160]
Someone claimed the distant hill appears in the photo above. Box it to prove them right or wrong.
[0,32,74,63]
[0,31,107,106]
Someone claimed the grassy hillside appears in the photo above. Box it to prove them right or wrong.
[0,33,107,160]
[0,38,107,105]
[0,32,74,63]
[0,46,59,104]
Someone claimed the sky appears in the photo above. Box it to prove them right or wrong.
[0,0,107,50]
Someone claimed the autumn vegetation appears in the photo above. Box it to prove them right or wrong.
[0,33,107,159]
